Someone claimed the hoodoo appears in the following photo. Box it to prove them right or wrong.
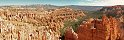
[65,15,121,40]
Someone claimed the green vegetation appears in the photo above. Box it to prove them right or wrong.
[60,16,83,36]
[84,11,103,19]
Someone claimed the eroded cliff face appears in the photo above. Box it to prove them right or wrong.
[65,15,121,40]
[120,28,124,40]
[100,5,124,16]
[64,27,78,40]
[119,16,124,40]
[0,7,85,40]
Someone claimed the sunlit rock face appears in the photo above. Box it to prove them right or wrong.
[120,29,124,40]
[65,15,121,40]
[0,7,85,40]
[119,16,124,40]
[64,27,78,40]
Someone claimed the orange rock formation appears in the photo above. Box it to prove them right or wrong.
[65,15,121,40]
[64,27,78,40]
[0,7,85,40]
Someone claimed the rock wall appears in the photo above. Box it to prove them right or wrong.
[64,27,78,40]
[65,15,121,40]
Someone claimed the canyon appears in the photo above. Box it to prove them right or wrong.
[0,7,85,40]
[0,5,124,40]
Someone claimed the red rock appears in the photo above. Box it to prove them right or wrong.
[65,15,121,40]
[64,27,78,40]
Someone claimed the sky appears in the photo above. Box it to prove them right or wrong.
[0,0,124,6]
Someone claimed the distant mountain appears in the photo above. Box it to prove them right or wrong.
[63,5,103,11]
[100,5,124,11]
[100,5,124,17]
[22,5,103,11]
[0,4,103,11]
[20,4,60,10]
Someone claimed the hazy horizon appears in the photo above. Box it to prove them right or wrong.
[0,0,124,6]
